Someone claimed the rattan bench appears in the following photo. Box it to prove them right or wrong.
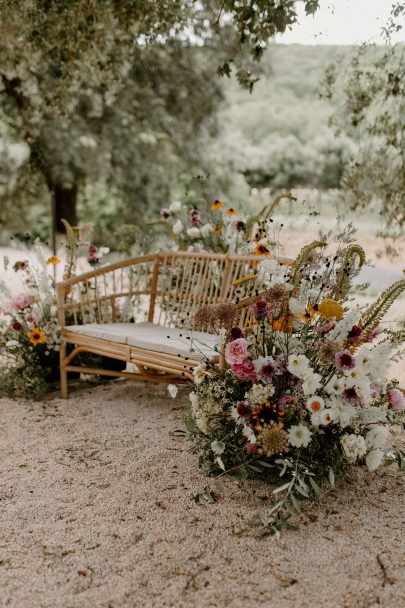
[56,251,290,398]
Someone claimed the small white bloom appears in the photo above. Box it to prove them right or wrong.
[365,449,384,472]
[260,258,280,275]
[287,354,311,379]
[169,200,182,212]
[325,375,345,396]
[340,433,367,463]
[302,373,322,396]
[360,406,387,425]
[167,384,178,398]
[319,409,335,426]
[172,220,183,235]
[365,426,389,450]
[186,227,200,239]
[195,414,209,435]
[189,391,199,409]
[310,412,322,427]
[329,399,357,428]
[245,383,275,404]
[211,440,225,455]
[242,426,257,444]
[288,424,312,448]
[289,297,306,316]
[200,223,213,237]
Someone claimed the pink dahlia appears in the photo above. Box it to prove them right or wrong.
[231,357,256,381]
[12,293,33,310]
[388,388,405,411]
[335,350,356,371]
[225,337,249,365]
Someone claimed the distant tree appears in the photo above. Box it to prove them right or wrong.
[0,1,320,236]
[321,3,405,230]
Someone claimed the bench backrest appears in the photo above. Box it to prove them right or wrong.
[56,251,291,329]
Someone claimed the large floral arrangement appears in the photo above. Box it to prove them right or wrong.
[152,193,294,254]
[185,239,405,533]
[0,222,107,398]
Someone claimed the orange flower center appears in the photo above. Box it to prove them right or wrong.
[310,401,321,411]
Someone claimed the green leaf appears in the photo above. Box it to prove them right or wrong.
[256,459,274,469]
[247,463,263,473]
[295,485,309,499]
[290,493,302,514]
[272,481,291,494]
[328,467,335,487]
[214,479,227,496]
[309,477,322,496]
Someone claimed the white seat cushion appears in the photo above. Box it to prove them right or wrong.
[65,322,219,361]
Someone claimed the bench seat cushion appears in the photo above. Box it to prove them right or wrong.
[65,322,219,362]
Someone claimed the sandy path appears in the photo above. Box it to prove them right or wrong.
[0,381,404,608]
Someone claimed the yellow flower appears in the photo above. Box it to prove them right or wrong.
[317,299,344,320]
[226,208,237,215]
[212,225,222,235]
[272,315,293,333]
[254,243,270,256]
[28,327,47,346]
[210,200,224,211]
[232,273,257,286]
[46,256,61,265]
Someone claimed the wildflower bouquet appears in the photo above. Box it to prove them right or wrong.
[153,194,293,254]
[0,222,107,399]
[186,240,405,533]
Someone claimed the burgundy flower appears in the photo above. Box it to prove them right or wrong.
[251,298,271,321]
[189,209,201,227]
[160,208,170,220]
[13,260,29,271]
[347,324,362,343]
[342,387,363,405]
[236,221,246,232]
[257,357,278,381]
[335,350,356,371]
[11,320,23,331]
[245,442,258,454]
[228,327,244,341]
[231,357,256,381]
[87,244,99,266]
[236,401,252,419]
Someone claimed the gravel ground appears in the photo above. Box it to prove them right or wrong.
[0,381,404,608]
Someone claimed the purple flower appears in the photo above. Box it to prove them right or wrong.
[228,327,244,341]
[189,209,201,227]
[335,350,356,371]
[315,320,336,334]
[251,298,271,321]
[342,387,363,405]
[278,394,298,412]
[160,208,170,220]
[236,401,252,419]
[231,357,257,381]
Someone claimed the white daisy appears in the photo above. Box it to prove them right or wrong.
[325,375,345,396]
[319,409,335,426]
[288,424,312,448]
[302,373,322,396]
[306,395,325,413]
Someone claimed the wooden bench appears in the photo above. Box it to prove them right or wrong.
[56,251,290,398]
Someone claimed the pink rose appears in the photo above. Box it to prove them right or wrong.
[225,337,248,365]
[12,293,33,310]
[389,388,405,411]
[231,357,256,381]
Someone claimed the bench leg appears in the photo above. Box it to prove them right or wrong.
[59,342,68,399]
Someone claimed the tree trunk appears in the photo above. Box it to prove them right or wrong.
[53,184,78,233]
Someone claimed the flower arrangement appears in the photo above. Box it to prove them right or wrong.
[152,193,295,254]
[0,222,107,399]
[185,239,405,533]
